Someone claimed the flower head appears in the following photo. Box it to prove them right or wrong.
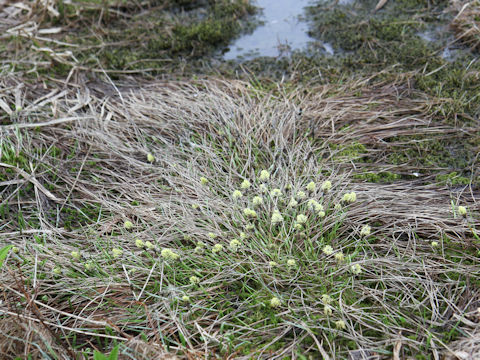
[71,251,81,260]
[296,191,306,200]
[287,259,296,267]
[147,153,155,163]
[124,221,134,230]
[324,305,333,316]
[191,203,199,209]
[252,196,263,206]
[243,208,257,218]
[259,170,270,182]
[161,248,179,261]
[350,263,362,275]
[190,276,200,285]
[318,210,326,217]
[334,252,345,263]
[321,180,332,192]
[230,239,241,251]
[307,199,323,212]
[241,179,251,189]
[431,241,439,248]
[334,203,342,210]
[270,296,281,308]
[259,184,268,193]
[342,192,357,203]
[239,232,247,240]
[112,248,123,259]
[245,223,255,230]
[296,214,308,225]
[335,320,346,330]
[232,190,243,200]
[306,181,316,192]
[294,223,303,231]
[84,261,94,271]
[321,294,333,305]
[288,197,298,208]
[207,232,217,240]
[322,245,334,255]
[271,210,283,225]
[181,295,190,302]
[360,225,371,237]
[271,188,282,197]
[200,177,208,185]
[53,267,61,275]
[212,244,223,253]
[458,206,467,216]
[145,241,155,250]
[269,261,278,267]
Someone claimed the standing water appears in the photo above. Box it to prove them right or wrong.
[223,0,314,60]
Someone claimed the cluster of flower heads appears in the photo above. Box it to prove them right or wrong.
[194,168,370,316]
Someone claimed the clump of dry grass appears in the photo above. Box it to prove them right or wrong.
[1,74,479,359]
[450,0,480,50]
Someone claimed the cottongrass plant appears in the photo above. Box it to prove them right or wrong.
[0,78,478,359]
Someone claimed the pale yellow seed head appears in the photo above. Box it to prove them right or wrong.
[232,190,243,200]
[288,197,298,207]
[287,259,296,267]
[335,320,346,330]
[271,210,283,225]
[458,206,467,216]
[230,239,241,251]
[431,241,439,248]
[259,170,270,182]
[306,181,316,192]
[252,195,263,206]
[270,297,281,308]
[324,305,333,316]
[190,276,200,285]
[124,220,134,230]
[241,179,251,189]
[147,153,155,163]
[135,239,145,248]
[360,225,371,237]
[321,180,332,192]
[259,184,268,193]
[321,294,333,305]
[145,241,155,250]
[323,245,334,255]
[269,261,278,267]
[53,267,61,275]
[207,232,217,239]
[212,244,223,253]
[350,263,362,275]
[271,188,282,197]
[182,295,190,302]
[296,214,308,224]
[296,191,306,200]
[71,251,81,260]
[200,177,208,185]
[335,252,345,263]
[112,248,123,258]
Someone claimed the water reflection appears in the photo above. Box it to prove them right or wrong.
[223,0,314,60]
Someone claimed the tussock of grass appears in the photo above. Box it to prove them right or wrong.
[1,77,480,359]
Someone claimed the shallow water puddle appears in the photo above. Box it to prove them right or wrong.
[223,0,315,60]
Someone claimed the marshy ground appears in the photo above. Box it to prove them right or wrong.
[1,0,480,359]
